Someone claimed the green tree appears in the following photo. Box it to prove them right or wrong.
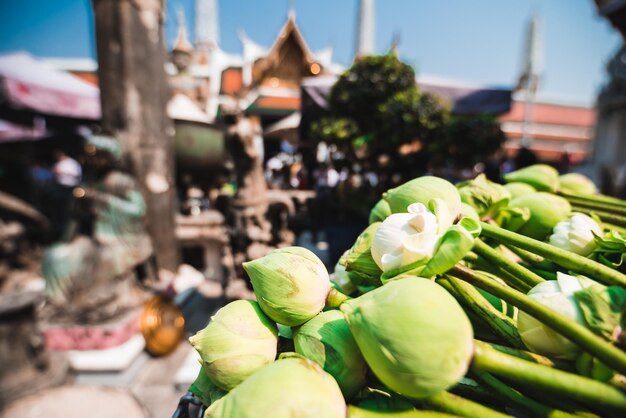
[312,54,448,158]
[440,115,506,168]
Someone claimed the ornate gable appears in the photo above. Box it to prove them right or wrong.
[251,14,323,90]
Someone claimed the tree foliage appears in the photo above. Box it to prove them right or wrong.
[440,115,506,167]
[317,54,450,155]
[309,53,506,173]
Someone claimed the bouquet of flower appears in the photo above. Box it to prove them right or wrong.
[184,164,626,418]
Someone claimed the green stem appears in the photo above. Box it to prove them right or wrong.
[449,265,626,374]
[473,238,544,287]
[603,222,626,236]
[346,405,461,417]
[479,221,626,287]
[450,264,626,376]
[472,340,626,413]
[506,245,557,271]
[570,206,626,227]
[325,288,350,309]
[472,370,580,418]
[559,191,626,206]
[566,197,626,216]
[491,266,534,293]
[530,267,558,281]
[486,342,574,372]
[450,377,507,408]
[443,276,525,349]
[421,391,512,418]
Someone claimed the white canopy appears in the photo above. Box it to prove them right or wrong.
[0,52,101,119]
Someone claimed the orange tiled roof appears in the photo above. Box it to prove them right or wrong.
[499,101,596,127]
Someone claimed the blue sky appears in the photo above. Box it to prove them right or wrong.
[0,0,621,105]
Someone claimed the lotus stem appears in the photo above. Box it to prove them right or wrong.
[479,221,626,287]
[450,377,507,408]
[441,276,525,349]
[570,206,626,228]
[560,193,626,213]
[472,341,626,413]
[473,238,544,287]
[505,245,557,271]
[472,369,580,418]
[421,391,512,418]
[485,342,574,372]
[602,222,626,236]
[463,249,534,293]
[530,267,558,281]
[450,264,626,376]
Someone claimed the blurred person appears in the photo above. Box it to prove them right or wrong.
[52,149,82,188]
[514,146,538,169]
[49,149,82,240]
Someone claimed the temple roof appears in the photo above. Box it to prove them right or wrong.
[173,10,194,54]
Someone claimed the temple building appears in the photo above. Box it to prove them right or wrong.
[167,0,343,128]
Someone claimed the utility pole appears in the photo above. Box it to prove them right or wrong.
[92,0,179,272]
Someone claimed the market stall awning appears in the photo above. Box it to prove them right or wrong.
[167,93,210,123]
[0,119,49,143]
[0,52,101,120]
[264,111,300,142]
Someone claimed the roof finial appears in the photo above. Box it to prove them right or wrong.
[388,30,401,56]
[288,0,296,20]
[173,8,193,53]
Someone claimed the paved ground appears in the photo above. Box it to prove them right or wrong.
[1,231,331,418]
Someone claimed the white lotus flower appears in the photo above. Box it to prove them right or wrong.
[371,203,441,272]
[549,213,602,256]
[518,272,595,360]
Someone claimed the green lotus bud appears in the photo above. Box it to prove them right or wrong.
[383,176,462,222]
[559,173,598,195]
[189,300,278,390]
[507,192,571,240]
[206,354,346,418]
[517,272,595,360]
[340,223,383,287]
[457,174,511,219]
[503,182,536,199]
[341,277,474,399]
[369,199,392,224]
[243,246,331,326]
[188,369,226,407]
[504,164,560,192]
[294,310,367,397]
